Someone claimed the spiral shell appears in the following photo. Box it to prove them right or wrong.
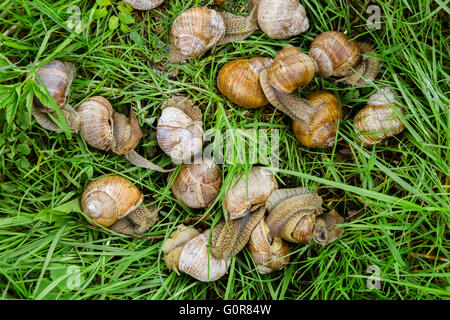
[292,91,342,148]
[163,225,230,282]
[354,87,406,144]
[170,158,222,209]
[81,175,143,227]
[170,7,226,60]
[156,96,204,163]
[268,45,316,94]
[224,167,277,220]
[257,0,309,39]
[123,0,164,10]
[309,31,361,78]
[217,57,274,109]
[265,187,323,243]
[33,60,74,112]
[248,219,290,274]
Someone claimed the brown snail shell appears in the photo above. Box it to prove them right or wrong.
[81,175,143,227]
[33,60,74,113]
[267,45,316,94]
[292,91,342,148]
[265,187,323,243]
[248,218,290,274]
[123,0,164,10]
[156,96,204,163]
[163,225,230,282]
[217,57,274,109]
[354,87,406,144]
[309,31,361,78]
[256,0,309,39]
[210,205,266,260]
[170,158,222,209]
[224,167,277,220]
[169,7,258,63]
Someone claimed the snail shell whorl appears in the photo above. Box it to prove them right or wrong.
[257,0,309,39]
[268,45,316,93]
[309,31,361,78]
[78,96,114,151]
[292,91,342,148]
[224,167,278,220]
[33,60,74,112]
[170,158,222,209]
[81,175,143,227]
[170,7,226,60]
[354,87,406,144]
[217,57,274,109]
[123,0,164,10]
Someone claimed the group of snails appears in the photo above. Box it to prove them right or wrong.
[28,0,408,282]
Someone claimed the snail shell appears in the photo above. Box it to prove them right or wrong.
[292,91,342,148]
[224,167,277,220]
[170,158,222,209]
[265,187,323,243]
[156,96,204,163]
[354,87,406,144]
[267,45,316,94]
[248,218,290,274]
[163,225,230,282]
[309,31,361,78]
[210,205,266,260]
[123,0,164,10]
[33,60,74,112]
[81,175,143,227]
[217,57,274,109]
[257,0,309,39]
[170,7,226,61]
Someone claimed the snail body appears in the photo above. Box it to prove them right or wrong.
[248,219,290,274]
[354,87,406,144]
[217,57,274,109]
[163,225,231,282]
[224,167,277,220]
[123,0,164,10]
[156,96,204,163]
[169,7,258,63]
[170,158,222,209]
[292,91,342,148]
[256,0,309,39]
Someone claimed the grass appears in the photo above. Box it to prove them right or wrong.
[0,0,449,300]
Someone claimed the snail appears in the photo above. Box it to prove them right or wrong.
[77,96,172,172]
[80,175,159,235]
[224,167,277,220]
[156,96,204,163]
[292,91,342,148]
[163,224,231,282]
[265,187,344,245]
[169,6,258,63]
[123,0,164,10]
[31,60,81,133]
[169,158,222,209]
[217,57,274,109]
[248,218,290,274]
[259,45,317,122]
[354,87,406,144]
[210,205,266,260]
[255,0,309,39]
[309,31,380,86]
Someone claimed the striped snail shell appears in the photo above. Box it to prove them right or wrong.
[123,0,164,10]
[81,175,143,227]
[354,87,406,144]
